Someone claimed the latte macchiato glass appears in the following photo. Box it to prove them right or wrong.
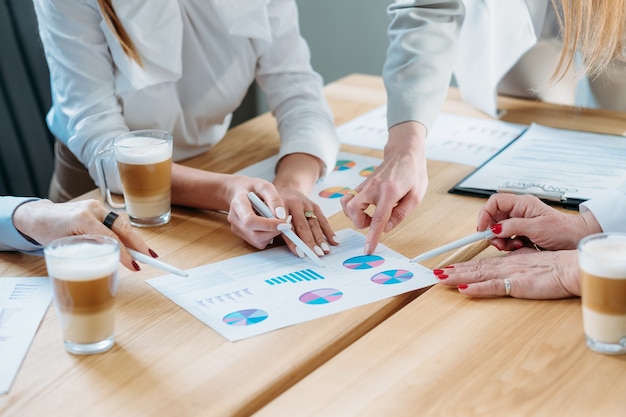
[96,130,173,227]
[579,233,626,355]
[44,235,119,355]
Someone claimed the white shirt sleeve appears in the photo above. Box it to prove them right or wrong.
[383,0,465,131]
[0,197,44,253]
[254,0,340,177]
[580,183,626,233]
[33,0,128,192]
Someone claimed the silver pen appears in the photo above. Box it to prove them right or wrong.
[411,230,495,263]
[128,249,189,277]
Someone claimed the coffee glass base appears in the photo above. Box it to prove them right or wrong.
[129,211,171,227]
[64,336,114,355]
[585,335,626,355]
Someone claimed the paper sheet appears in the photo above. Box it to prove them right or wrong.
[453,123,626,202]
[335,105,525,166]
[146,229,436,342]
[236,151,383,217]
[0,277,52,395]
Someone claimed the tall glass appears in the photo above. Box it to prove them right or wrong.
[44,235,119,355]
[96,130,173,227]
[579,233,626,355]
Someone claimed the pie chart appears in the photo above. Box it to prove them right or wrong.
[299,288,343,305]
[319,186,351,199]
[371,269,414,285]
[359,166,377,177]
[334,160,356,171]
[222,309,268,326]
[343,254,385,270]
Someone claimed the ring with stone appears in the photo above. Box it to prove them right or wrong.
[304,211,317,220]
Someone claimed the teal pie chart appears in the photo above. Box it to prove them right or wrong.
[371,269,414,285]
[223,309,268,326]
[343,254,385,270]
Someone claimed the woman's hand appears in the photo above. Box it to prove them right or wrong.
[12,199,152,271]
[478,193,602,251]
[341,121,428,254]
[273,153,339,257]
[434,249,581,299]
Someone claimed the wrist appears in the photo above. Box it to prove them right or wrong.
[385,121,427,158]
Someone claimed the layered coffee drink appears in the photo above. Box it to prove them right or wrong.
[579,233,626,354]
[44,236,119,354]
[115,135,172,226]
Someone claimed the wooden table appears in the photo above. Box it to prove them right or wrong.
[254,77,626,417]
[2,74,625,417]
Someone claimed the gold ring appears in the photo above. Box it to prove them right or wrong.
[346,190,359,197]
[304,211,317,220]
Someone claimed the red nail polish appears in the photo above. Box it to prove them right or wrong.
[490,224,502,234]
[437,274,448,280]
[444,265,454,269]
[149,249,159,258]
[457,284,469,290]
[433,269,444,275]
[132,260,141,271]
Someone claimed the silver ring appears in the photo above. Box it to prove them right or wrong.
[504,278,512,296]
[103,211,119,230]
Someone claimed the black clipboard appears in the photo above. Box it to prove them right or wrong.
[446,124,617,211]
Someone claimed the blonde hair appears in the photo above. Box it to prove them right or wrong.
[553,0,626,80]
[97,0,143,67]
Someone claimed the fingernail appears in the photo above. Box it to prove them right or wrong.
[276,207,286,219]
[314,246,324,256]
[332,235,340,244]
[490,224,502,234]
[433,269,444,275]
[437,274,448,280]
[296,246,305,258]
[444,265,454,269]
[149,249,159,258]
[321,242,331,252]
[286,215,292,224]
[384,221,394,232]
[457,284,469,290]
[364,243,371,254]
[132,260,141,271]
[513,241,523,250]
[277,223,292,231]
[269,238,274,245]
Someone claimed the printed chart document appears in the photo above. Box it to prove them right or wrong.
[236,152,382,217]
[147,229,436,342]
[450,123,626,208]
[336,104,525,166]
[0,277,52,395]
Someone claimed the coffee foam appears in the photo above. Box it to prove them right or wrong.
[579,235,626,279]
[115,136,171,165]
[46,242,118,280]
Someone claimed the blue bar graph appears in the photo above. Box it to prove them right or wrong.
[265,269,326,286]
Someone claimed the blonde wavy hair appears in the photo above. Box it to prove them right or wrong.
[553,0,626,80]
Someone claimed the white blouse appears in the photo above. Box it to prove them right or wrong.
[33,0,339,191]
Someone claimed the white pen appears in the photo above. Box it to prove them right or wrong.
[128,249,189,277]
[247,191,325,268]
[411,230,495,263]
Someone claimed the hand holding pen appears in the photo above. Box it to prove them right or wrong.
[247,192,325,267]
